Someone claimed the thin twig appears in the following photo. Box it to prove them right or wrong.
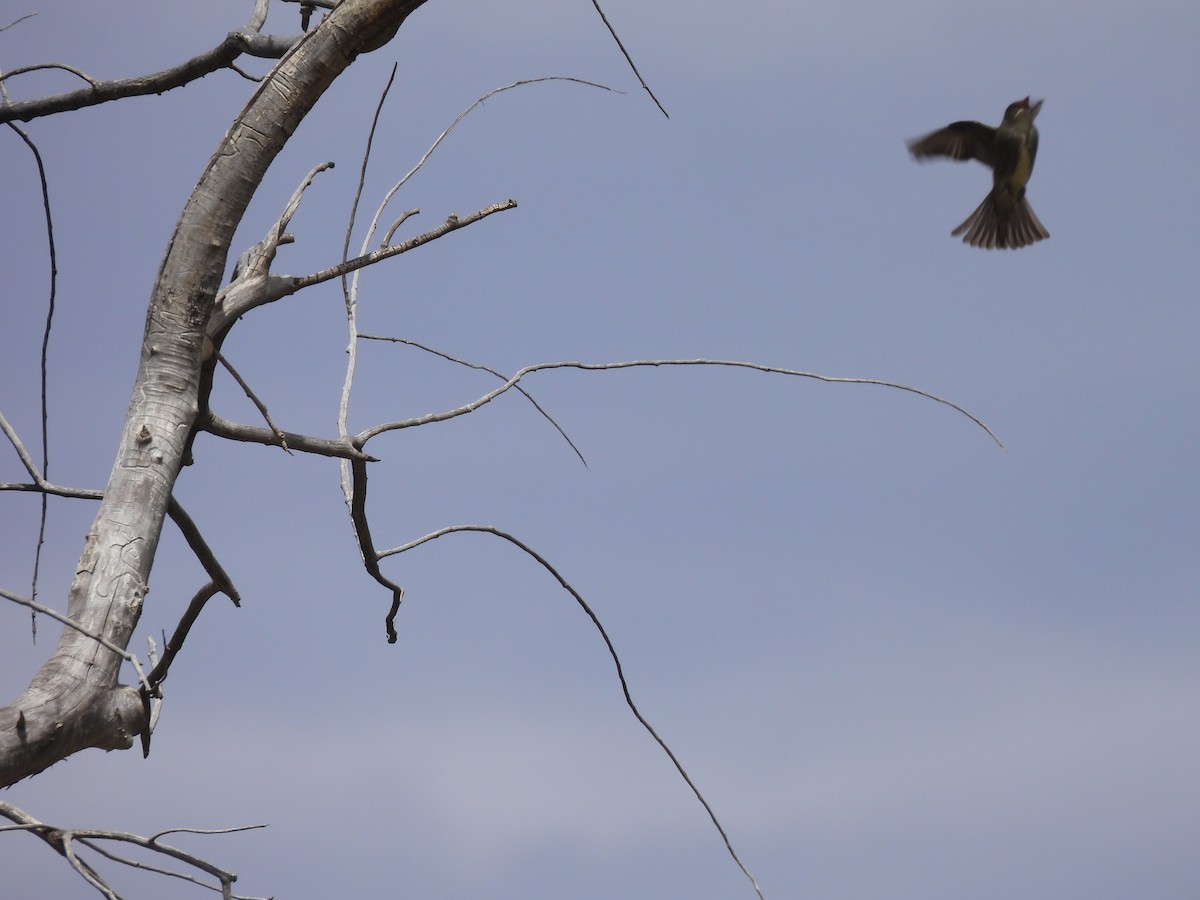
[0,62,98,88]
[0,800,268,900]
[589,0,668,117]
[0,587,150,694]
[336,74,617,504]
[338,63,398,513]
[384,76,621,204]
[380,524,763,898]
[4,123,57,641]
[0,479,102,500]
[215,352,292,454]
[300,201,518,292]
[0,12,37,34]
[0,407,47,483]
[360,334,588,466]
[358,358,1005,448]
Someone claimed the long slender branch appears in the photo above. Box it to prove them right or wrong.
[0,13,37,34]
[0,588,150,694]
[589,0,668,117]
[360,334,588,466]
[214,352,293,454]
[0,480,101,499]
[378,524,764,898]
[375,76,622,210]
[335,77,618,483]
[357,358,1005,447]
[338,64,398,521]
[5,121,60,638]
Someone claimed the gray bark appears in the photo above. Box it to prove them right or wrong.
[0,0,428,787]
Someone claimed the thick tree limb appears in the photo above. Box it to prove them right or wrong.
[0,0,431,789]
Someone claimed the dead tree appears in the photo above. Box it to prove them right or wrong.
[1,2,997,895]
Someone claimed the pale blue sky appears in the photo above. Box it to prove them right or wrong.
[3,1,1199,897]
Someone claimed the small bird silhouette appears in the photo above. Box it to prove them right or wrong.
[908,97,1049,250]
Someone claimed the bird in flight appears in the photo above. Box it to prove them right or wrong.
[908,97,1049,250]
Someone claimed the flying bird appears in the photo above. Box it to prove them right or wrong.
[908,97,1049,250]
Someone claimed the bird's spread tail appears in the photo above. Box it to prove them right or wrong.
[952,193,1049,250]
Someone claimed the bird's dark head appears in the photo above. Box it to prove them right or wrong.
[1004,96,1043,127]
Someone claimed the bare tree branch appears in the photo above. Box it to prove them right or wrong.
[214,353,293,455]
[208,177,514,339]
[0,405,48,483]
[589,0,668,117]
[346,459,406,643]
[210,160,335,336]
[4,120,59,640]
[200,411,378,461]
[3,409,241,611]
[144,583,223,692]
[377,76,623,206]
[337,64,399,522]
[0,13,37,35]
[0,480,101,500]
[300,201,520,291]
[378,523,764,898]
[0,588,151,696]
[333,73,617,517]
[360,333,589,466]
[0,800,268,900]
[164,500,241,610]
[0,18,293,124]
[357,357,1005,447]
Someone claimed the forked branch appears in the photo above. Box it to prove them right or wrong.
[0,2,286,123]
[0,800,268,900]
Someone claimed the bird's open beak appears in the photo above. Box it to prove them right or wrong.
[1028,98,1044,119]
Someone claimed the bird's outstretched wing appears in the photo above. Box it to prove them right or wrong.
[907,121,997,167]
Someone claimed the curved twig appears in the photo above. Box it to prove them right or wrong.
[380,524,764,898]
[0,62,98,88]
[359,334,589,466]
[2,123,58,637]
[0,13,37,34]
[357,358,1004,448]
